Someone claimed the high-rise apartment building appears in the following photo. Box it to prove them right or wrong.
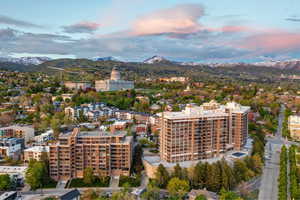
[288,115,300,140]
[159,101,250,163]
[49,128,133,181]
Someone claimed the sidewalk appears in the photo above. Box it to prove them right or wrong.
[109,176,119,188]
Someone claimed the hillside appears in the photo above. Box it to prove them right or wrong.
[1,58,300,83]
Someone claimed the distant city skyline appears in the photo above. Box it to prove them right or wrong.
[1,0,300,62]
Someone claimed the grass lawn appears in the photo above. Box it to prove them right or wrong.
[118,175,141,187]
[69,177,110,188]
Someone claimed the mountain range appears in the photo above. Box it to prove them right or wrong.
[1,55,300,79]
[92,56,120,62]
[0,57,51,65]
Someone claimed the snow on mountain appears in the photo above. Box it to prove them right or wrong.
[143,55,170,64]
[0,57,51,65]
[252,59,300,69]
[179,61,203,66]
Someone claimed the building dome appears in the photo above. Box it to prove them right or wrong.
[110,67,121,80]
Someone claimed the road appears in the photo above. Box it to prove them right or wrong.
[20,171,149,199]
[258,104,285,200]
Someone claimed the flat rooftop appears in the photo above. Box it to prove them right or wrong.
[78,130,126,137]
[160,101,250,120]
[0,125,34,132]
[24,146,49,152]
[143,155,225,168]
[0,166,27,174]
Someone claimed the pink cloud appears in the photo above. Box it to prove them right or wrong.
[131,4,205,36]
[238,31,300,52]
[220,25,256,33]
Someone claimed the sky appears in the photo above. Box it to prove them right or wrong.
[0,0,300,63]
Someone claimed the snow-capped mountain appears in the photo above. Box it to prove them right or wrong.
[253,59,300,69]
[179,61,202,66]
[0,57,51,65]
[92,56,120,62]
[143,55,170,64]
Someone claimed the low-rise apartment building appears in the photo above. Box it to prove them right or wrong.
[24,146,49,163]
[0,138,24,160]
[159,101,250,163]
[0,125,34,144]
[49,128,133,181]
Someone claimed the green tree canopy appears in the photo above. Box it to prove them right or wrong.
[25,160,48,190]
[83,167,95,185]
[155,164,169,188]
[0,174,11,190]
[167,177,190,199]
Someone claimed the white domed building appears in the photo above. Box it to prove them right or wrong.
[95,67,134,91]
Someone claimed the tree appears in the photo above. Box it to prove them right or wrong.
[0,174,11,190]
[167,177,190,199]
[191,162,207,189]
[172,164,183,179]
[219,159,235,190]
[132,144,143,174]
[155,164,169,188]
[248,154,263,174]
[206,163,222,192]
[83,167,95,185]
[141,182,160,200]
[111,187,135,200]
[81,189,98,200]
[219,189,243,200]
[233,160,253,183]
[25,160,48,190]
[51,117,61,139]
[195,195,207,200]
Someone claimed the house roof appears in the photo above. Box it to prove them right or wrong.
[60,189,80,200]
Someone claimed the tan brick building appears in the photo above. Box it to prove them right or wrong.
[24,146,49,163]
[159,101,250,163]
[288,115,300,140]
[49,128,133,181]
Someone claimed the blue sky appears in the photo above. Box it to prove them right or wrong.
[0,0,300,62]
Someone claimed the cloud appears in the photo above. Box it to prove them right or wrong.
[220,25,256,33]
[285,17,300,22]
[237,31,300,53]
[0,27,249,62]
[0,28,74,55]
[131,4,205,36]
[0,15,42,28]
[62,21,101,34]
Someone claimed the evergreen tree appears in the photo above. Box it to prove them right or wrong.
[155,164,169,188]
[172,164,183,179]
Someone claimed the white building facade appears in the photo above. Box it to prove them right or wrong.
[95,68,134,91]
